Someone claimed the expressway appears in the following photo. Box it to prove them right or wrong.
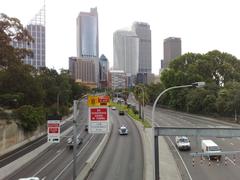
[144,106,240,180]
[87,108,144,180]
[0,120,72,168]
[3,101,104,180]
[3,100,144,180]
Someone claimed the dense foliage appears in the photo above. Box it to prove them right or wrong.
[146,50,240,121]
[0,14,90,131]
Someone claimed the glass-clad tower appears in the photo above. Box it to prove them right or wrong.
[12,5,46,69]
[77,8,99,58]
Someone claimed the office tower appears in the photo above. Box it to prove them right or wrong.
[99,54,109,88]
[162,37,181,69]
[12,6,46,69]
[77,7,99,58]
[76,7,99,86]
[69,57,96,88]
[108,70,127,90]
[132,22,151,73]
[113,30,139,75]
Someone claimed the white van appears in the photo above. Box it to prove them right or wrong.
[201,139,221,160]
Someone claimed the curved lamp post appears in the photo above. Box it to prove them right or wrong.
[152,82,205,180]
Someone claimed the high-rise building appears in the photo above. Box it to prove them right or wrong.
[113,30,139,75]
[132,22,151,73]
[69,57,97,88]
[99,54,109,88]
[76,7,99,86]
[12,6,46,69]
[162,37,181,69]
[108,70,127,90]
[76,8,99,58]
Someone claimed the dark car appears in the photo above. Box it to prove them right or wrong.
[85,124,88,131]
[119,110,125,115]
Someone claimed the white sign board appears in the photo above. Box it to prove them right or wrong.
[47,120,60,143]
[88,107,109,133]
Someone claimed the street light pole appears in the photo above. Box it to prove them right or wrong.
[152,82,205,180]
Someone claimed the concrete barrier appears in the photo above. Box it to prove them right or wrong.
[128,115,182,180]
[77,122,112,180]
[0,118,73,180]
[127,115,154,180]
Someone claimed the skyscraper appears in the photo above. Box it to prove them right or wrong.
[113,30,139,75]
[76,7,99,86]
[132,22,151,73]
[12,5,46,69]
[162,37,181,69]
[77,8,99,58]
[99,54,109,88]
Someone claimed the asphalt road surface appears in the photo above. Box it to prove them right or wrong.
[144,106,240,180]
[4,101,104,180]
[87,108,144,180]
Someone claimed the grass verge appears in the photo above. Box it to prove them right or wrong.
[110,102,151,128]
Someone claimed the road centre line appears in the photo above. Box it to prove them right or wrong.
[54,134,94,180]
[167,136,193,180]
[33,148,65,177]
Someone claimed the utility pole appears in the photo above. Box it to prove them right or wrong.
[73,100,77,180]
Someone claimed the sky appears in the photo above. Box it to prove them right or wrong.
[1,0,240,74]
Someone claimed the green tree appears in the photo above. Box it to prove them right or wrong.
[0,13,33,68]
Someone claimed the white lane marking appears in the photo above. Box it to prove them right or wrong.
[167,137,193,180]
[54,135,94,180]
[226,157,240,168]
[33,148,65,176]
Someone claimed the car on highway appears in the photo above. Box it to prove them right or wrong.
[18,177,40,180]
[111,106,116,110]
[175,136,191,151]
[85,124,88,131]
[67,134,82,149]
[119,125,128,135]
[201,139,221,160]
[119,110,125,115]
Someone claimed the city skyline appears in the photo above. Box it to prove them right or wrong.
[2,0,240,74]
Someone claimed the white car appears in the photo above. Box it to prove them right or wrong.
[18,177,40,180]
[111,106,116,110]
[175,136,191,150]
[119,125,128,135]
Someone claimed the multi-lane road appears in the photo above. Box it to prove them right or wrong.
[87,108,143,180]
[144,106,240,180]
[3,94,240,180]
[2,101,144,180]
[3,101,104,180]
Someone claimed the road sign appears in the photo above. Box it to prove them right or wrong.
[88,95,110,106]
[88,107,109,133]
[47,120,60,143]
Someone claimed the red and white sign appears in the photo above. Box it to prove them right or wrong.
[98,96,110,105]
[89,107,109,133]
[90,108,108,121]
[47,120,60,143]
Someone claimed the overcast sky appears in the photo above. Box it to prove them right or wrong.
[1,0,240,74]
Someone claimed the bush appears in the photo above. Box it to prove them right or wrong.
[15,105,46,132]
[0,93,24,108]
